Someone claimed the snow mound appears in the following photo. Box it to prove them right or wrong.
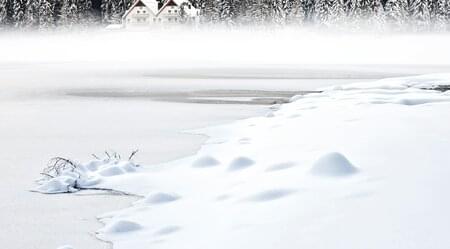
[228,157,255,171]
[153,226,181,236]
[246,189,296,202]
[34,157,139,194]
[192,156,220,168]
[142,192,181,205]
[102,220,142,234]
[56,245,74,249]
[310,152,358,177]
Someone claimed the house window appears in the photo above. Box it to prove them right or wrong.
[159,18,162,22]
[153,18,156,21]
[168,18,172,21]
[168,10,171,13]
[143,10,146,13]
[175,18,177,21]
[137,10,140,13]
[174,10,177,13]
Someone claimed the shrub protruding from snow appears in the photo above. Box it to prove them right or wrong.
[34,152,140,194]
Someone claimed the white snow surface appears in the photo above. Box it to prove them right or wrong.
[34,159,140,194]
[39,74,450,249]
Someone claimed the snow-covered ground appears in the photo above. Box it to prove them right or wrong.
[35,74,450,249]
[1,31,450,249]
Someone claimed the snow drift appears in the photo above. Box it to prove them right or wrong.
[36,74,450,249]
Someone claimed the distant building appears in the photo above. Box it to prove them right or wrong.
[122,0,200,28]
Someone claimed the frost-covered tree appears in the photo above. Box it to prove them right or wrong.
[101,0,113,23]
[10,0,26,27]
[269,0,287,24]
[384,0,408,28]
[348,0,384,28]
[302,0,315,22]
[314,0,345,26]
[59,0,79,27]
[77,0,94,25]
[38,0,56,29]
[217,0,235,25]
[0,0,7,26]
[353,0,383,19]
[110,0,126,23]
[24,0,40,28]
[233,0,252,24]
[408,0,431,30]
[286,0,306,24]
[432,0,449,30]
[200,0,219,23]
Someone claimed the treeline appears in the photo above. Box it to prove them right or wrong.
[0,0,450,31]
[0,0,134,30]
[195,0,450,31]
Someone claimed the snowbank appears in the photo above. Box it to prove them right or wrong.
[34,157,140,194]
[37,74,450,249]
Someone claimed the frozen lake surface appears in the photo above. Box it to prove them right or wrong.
[1,61,450,249]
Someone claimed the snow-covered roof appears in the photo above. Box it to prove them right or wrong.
[123,0,159,19]
[157,0,199,17]
[123,0,199,19]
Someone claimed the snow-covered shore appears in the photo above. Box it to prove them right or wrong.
[36,74,450,249]
[2,31,450,249]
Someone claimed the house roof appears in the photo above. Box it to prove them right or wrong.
[123,0,159,19]
[157,0,199,16]
[123,0,199,19]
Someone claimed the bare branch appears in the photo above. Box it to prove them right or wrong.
[129,149,139,160]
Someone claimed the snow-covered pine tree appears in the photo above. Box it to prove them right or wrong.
[408,0,432,30]
[250,0,272,24]
[201,0,219,23]
[349,0,384,29]
[301,0,315,23]
[384,0,408,29]
[0,0,8,27]
[314,0,344,27]
[234,0,252,24]
[351,0,371,18]
[110,0,125,24]
[59,0,79,27]
[11,0,26,28]
[24,0,40,28]
[101,0,113,23]
[269,0,287,25]
[189,0,202,9]
[77,0,94,26]
[285,0,306,25]
[38,0,56,29]
[217,0,235,25]
[432,0,449,30]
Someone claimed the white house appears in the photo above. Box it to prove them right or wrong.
[122,0,200,28]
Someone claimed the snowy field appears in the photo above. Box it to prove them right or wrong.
[34,73,450,249]
[1,31,450,249]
